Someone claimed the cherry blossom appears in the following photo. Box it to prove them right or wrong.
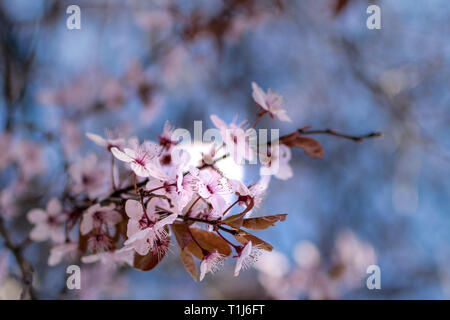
[234,241,262,276]
[68,154,108,199]
[111,138,166,179]
[80,203,122,235]
[27,198,66,243]
[210,114,256,164]
[231,177,269,212]
[87,232,115,253]
[260,144,293,180]
[191,167,233,214]
[13,140,45,181]
[0,188,18,220]
[200,250,225,281]
[251,82,291,122]
[145,165,193,213]
[158,121,179,151]
[86,132,126,152]
[81,248,134,268]
[48,242,79,266]
[123,199,178,255]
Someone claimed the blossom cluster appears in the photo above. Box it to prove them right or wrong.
[25,82,325,281]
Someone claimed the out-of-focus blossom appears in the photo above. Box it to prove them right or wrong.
[48,242,79,266]
[123,199,177,256]
[68,154,108,199]
[27,198,66,243]
[332,230,377,288]
[76,265,127,300]
[87,232,115,253]
[200,250,225,281]
[251,82,291,122]
[100,78,125,110]
[62,121,83,157]
[81,248,134,269]
[86,131,126,152]
[80,203,122,235]
[0,188,18,219]
[13,140,45,181]
[158,121,179,151]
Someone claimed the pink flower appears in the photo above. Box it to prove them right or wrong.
[48,242,78,266]
[191,167,232,213]
[86,131,126,152]
[200,250,225,281]
[210,114,256,164]
[68,154,108,199]
[123,199,177,255]
[234,241,261,276]
[0,188,18,220]
[145,165,193,213]
[158,121,178,151]
[80,203,122,235]
[260,144,293,180]
[27,198,66,243]
[81,248,134,268]
[111,138,166,179]
[231,177,269,213]
[87,232,115,253]
[13,140,45,180]
[251,82,291,122]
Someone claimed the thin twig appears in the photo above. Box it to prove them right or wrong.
[296,128,383,142]
[0,215,35,299]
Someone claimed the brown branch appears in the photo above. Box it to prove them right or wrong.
[0,215,36,299]
[296,128,383,142]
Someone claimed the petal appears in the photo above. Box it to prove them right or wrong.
[50,227,66,243]
[111,147,133,163]
[126,219,140,238]
[124,228,150,245]
[46,198,62,216]
[251,82,267,110]
[105,211,122,226]
[80,214,93,235]
[199,259,208,281]
[125,199,144,219]
[154,213,178,230]
[210,115,227,131]
[81,254,100,264]
[131,162,150,178]
[27,209,47,224]
[234,257,244,277]
[86,132,108,147]
[30,224,49,242]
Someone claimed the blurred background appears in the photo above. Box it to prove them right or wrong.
[0,0,449,299]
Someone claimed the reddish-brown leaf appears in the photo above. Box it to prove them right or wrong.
[133,227,170,271]
[234,230,273,252]
[133,232,170,271]
[179,247,198,281]
[221,198,255,229]
[171,223,194,250]
[186,228,232,259]
[242,214,287,230]
[281,132,324,159]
